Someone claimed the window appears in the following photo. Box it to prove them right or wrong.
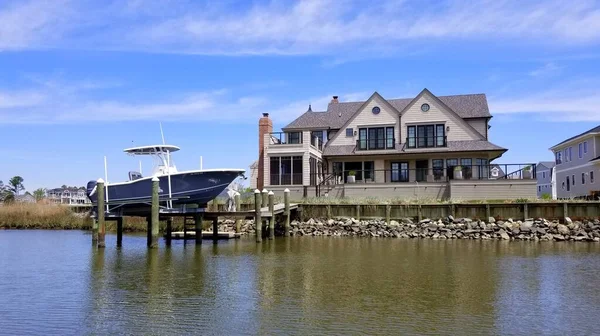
[476,158,488,179]
[591,171,595,183]
[555,151,562,164]
[562,181,565,190]
[406,124,445,148]
[358,126,394,150]
[446,159,458,180]
[270,156,303,185]
[572,174,575,186]
[288,132,301,144]
[432,159,444,181]
[584,141,588,154]
[391,162,409,182]
[566,177,570,191]
[538,186,541,192]
[579,143,583,159]
[461,158,473,179]
[582,172,586,185]
[542,171,546,179]
[569,147,573,161]
[364,161,374,181]
[346,128,353,137]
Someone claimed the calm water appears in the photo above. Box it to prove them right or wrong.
[1,231,600,335]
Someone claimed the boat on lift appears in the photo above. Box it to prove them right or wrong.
[86,144,245,215]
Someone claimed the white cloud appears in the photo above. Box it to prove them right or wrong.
[1,0,600,55]
[489,84,600,121]
[529,62,563,77]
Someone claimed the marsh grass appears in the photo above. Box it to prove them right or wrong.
[0,203,90,229]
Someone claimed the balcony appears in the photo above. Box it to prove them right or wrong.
[311,136,323,151]
[406,136,447,149]
[269,132,303,145]
[356,138,395,151]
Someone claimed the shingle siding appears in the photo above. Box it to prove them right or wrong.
[466,118,487,139]
[450,180,536,200]
[401,94,482,143]
[329,96,399,147]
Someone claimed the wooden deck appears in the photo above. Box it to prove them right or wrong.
[168,231,240,240]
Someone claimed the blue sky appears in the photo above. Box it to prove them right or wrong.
[1,0,599,191]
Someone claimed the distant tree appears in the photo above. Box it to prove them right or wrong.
[33,188,47,201]
[8,176,25,196]
[0,180,6,201]
[61,184,67,189]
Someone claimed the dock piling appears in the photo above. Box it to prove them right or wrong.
[165,217,172,246]
[116,217,123,247]
[268,191,275,240]
[255,189,262,243]
[385,205,391,224]
[234,193,241,234]
[194,213,203,244]
[262,189,268,210]
[96,178,105,248]
[149,176,159,248]
[284,189,290,237]
[212,218,219,243]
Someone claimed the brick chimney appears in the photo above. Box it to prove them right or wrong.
[330,95,339,104]
[258,112,273,190]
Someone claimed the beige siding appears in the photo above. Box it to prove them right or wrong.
[267,186,313,200]
[466,118,487,139]
[329,96,399,146]
[449,180,536,200]
[401,94,482,143]
[344,183,449,200]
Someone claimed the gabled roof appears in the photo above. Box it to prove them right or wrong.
[537,161,556,170]
[550,125,600,149]
[283,92,491,130]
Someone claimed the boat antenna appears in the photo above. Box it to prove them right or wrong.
[159,122,166,145]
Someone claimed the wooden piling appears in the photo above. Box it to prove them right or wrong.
[563,202,569,223]
[212,218,219,243]
[268,191,275,240]
[234,193,242,233]
[116,217,123,247]
[165,217,172,246]
[385,205,391,224]
[194,213,203,244]
[149,176,159,248]
[284,188,290,237]
[523,203,529,220]
[417,204,423,222]
[96,179,105,248]
[92,219,98,246]
[356,204,361,221]
[485,204,491,221]
[255,189,262,243]
[326,204,332,219]
[262,189,268,210]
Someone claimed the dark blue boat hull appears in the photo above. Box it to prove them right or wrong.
[87,170,242,215]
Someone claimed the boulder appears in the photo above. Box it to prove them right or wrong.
[565,217,573,225]
[520,221,534,232]
[499,229,510,240]
[488,217,496,223]
[557,224,569,235]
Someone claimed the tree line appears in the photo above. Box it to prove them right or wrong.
[0,176,55,203]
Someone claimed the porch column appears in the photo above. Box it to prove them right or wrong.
[302,153,310,186]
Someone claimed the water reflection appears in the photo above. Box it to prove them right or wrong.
[1,231,600,335]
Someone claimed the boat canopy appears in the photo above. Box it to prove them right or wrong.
[123,145,180,155]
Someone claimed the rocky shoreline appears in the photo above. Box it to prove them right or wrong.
[219,216,600,242]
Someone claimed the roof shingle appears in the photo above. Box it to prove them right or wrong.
[283,93,490,130]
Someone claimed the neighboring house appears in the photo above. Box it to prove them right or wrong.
[258,88,537,200]
[536,161,556,199]
[550,125,600,199]
[47,187,91,205]
[249,160,258,190]
[15,193,35,203]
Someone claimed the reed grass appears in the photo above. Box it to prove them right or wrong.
[0,203,90,229]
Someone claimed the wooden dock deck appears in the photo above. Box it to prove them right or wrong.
[168,231,240,240]
[158,203,298,218]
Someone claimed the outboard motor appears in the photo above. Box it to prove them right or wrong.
[86,180,98,203]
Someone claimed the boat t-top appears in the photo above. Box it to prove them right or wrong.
[86,144,245,216]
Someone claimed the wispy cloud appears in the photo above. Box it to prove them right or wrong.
[0,75,368,124]
[490,81,600,121]
[529,62,563,77]
[1,0,600,55]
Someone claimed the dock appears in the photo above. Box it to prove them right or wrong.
[168,231,241,240]
[92,181,297,248]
